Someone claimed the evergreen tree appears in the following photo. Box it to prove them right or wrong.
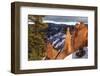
[28,15,48,60]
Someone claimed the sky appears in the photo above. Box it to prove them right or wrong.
[43,15,88,23]
[28,15,88,25]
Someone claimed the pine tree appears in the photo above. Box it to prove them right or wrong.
[28,15,48,60]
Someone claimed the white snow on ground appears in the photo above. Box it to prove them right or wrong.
[64,47,88,60]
